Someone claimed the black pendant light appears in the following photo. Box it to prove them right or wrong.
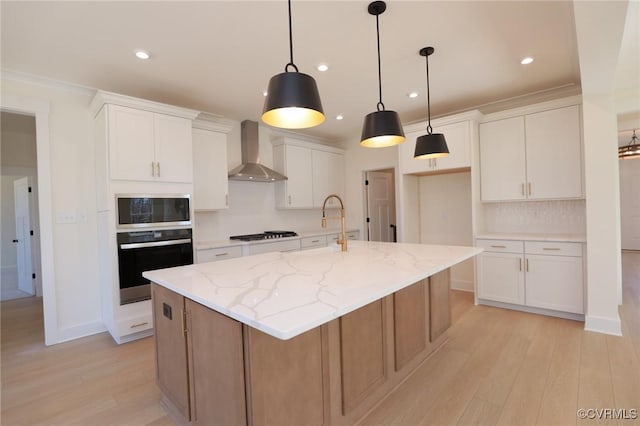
[619,129,640,159]
[360,1,405,148]
[414,47,449,159]
[262,0,324,129]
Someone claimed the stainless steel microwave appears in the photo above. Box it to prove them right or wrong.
[116,194,191,229]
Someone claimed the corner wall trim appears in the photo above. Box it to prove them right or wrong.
[584,314,622,336]
[56,321,107,344]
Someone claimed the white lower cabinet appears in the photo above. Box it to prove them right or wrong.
[476,239,584,316]
[196,246,243,263]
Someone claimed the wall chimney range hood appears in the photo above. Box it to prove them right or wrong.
[228,120,287,182]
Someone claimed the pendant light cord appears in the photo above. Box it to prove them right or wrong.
[425,54,432,134]
[286,0,298,72]
[376,14,385,111]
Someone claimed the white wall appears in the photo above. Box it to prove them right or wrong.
[418,172,474,291]
[2,76,103,342]
[343,141,399,236]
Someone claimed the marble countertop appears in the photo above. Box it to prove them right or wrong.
[144,240,482,340]
[475,233,587,243]
[195,228,358,250]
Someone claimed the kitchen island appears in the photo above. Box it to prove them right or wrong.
[144,240,481,426]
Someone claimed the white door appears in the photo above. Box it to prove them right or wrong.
[366,170,396,242]
[13,177,34,295]
[620,157,640,250]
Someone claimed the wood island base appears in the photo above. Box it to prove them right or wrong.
[151,269,452,426]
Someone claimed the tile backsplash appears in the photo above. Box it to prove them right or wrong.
[484,200,586,235]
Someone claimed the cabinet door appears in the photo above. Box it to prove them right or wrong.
[108,105,155,181]
[281,145,313,208]
[479,117,526,201]
[151,284,190,420]
[432,121,470,171]
[312,150,344,208]
[525,105,582,199]
[429,268,451,342]
[525,254,584,314]
[193,128,228,210]
[186,299,246,425]
[154,114,193,183]
[477,252,525,304]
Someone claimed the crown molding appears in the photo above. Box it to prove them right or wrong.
[1,68,95,97]
[90,90,200,119]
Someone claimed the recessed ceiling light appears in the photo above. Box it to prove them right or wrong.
[135,50,150,60]
[521,57,534,65]
[317,64,329,72]
[408,92,419,98]
[262,91,268,97]
[336,115,344,120]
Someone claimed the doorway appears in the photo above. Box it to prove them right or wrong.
[1,112,41,301]
[620,155,640,251]
[364,168,397,242]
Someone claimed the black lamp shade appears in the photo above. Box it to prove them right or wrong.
[262,71,325,129]
[414,133,449,159]
[360,110,406,147]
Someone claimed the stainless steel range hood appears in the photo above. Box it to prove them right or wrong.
[228,120,287,182]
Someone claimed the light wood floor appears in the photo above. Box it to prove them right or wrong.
[2,251,639,426]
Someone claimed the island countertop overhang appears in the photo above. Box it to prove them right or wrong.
[143,240,482,340]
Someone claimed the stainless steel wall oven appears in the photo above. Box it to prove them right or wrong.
[117,228,193,305]
[115,194,193,305]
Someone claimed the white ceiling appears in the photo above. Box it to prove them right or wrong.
[1,1,637,144]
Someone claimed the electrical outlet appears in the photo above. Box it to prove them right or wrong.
[56,212,77,224]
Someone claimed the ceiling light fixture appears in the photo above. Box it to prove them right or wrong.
[619,129,640,159]
[317,64,329,72]
[408,92,419,98]
[360,1,405,148]
[261,0,324,129]
[135,50,150,60]
[414,46,449,160]
[336,115,344,120]
[521,56,534,65]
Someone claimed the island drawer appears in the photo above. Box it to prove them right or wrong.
[328,231,359,244]
[525,241,582,256]
[197,246,243,263]
[249,239,300,255]
[476,239,523,253]
[301,236,327,249]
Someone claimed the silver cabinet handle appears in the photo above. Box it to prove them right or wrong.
[311,239,320,243]
[151,162,155,177]
[215,252,228,257]
[519,258,522,271]
[157,162,160,177]
[120,238,192,250]
[543,247,561,251]
[130,322,148,329]
[528,182,531,196]
[526,259,529,272]
[490,245,507,248]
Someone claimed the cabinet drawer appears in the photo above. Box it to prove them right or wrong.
[301,236,327,249]
[476,239,523,253]
[525,241,582,257]
[116,312,153,337]
[197,246,243,263]
[346,231,359,240]
[249,239,300,255]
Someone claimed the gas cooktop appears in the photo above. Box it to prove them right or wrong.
[230,231,298,242]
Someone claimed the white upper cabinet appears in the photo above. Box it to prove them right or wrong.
[524,105,582,199]
[193,125,230,211]
[273,138,345,209]
[153,114,194,183]
[312,150,344,208]
[274,143,314,209]
[107,105,156,181]
[106,104,194,183]
[480,104,583,202]
[399,114,478,175]
[91,91,199,184]
[479,116,527,201]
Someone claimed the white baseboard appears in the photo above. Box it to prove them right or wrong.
[477,299,585,322]
[451,279,474,292]
[584,314,622,336]
[56,321,107,344]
